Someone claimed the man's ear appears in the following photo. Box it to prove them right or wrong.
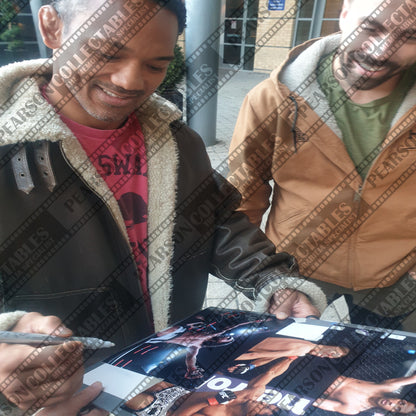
[38,5,64,49]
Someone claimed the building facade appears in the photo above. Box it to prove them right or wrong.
[220,0,343,72]
[1,1,342,70]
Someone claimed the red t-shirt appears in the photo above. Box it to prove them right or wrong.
[60,113,150,309]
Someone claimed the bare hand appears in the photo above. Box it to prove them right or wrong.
[268,289,320,319]
[0,312,84,411]
[36,382,108,416]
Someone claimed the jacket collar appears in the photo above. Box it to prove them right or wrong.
[276,34,342,138]
[0,59,70,144]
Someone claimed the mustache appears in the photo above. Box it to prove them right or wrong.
[95,82,145,98]
[347,50,400,72]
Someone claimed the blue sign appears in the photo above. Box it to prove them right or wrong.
[268,0,285,10]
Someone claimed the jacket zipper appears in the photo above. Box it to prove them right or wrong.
[349,182,362,289]
[353,184,362,202]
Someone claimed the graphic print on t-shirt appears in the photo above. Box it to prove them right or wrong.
[118,192,147,227]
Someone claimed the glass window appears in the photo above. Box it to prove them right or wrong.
[223,0,259,69]
[224,19,242,44]
[243,46,255,70]
[247,0,259,18]
[225,0,244,18]
[20,3,32,13]
[16,15,37,42]
[293,0,341,46]
[245,19,258,45]
[320,20,340,36]
[323,0,343,19]
[298,0,314,18]
[294,20,311,45]
[223,44,241,64]
[320,0,342,36]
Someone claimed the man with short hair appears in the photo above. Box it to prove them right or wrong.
[314,373,416,415]
[228,0,416,329]
[0,0,326,414]
[230,336,349,370]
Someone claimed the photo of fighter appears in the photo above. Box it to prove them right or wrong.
[120,358,416,416]
[85,309,416,416]
[121,357,296,415]
[105,309,279,383]
[227,337,349,374]
[314,373,416,415]
[189,322,416,416]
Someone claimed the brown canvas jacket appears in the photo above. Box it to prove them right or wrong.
[229,34,416,290]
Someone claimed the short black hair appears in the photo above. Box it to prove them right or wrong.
[154,0,186,34]
[52,0,186,35]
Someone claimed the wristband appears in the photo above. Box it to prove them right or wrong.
[207,390,237,405]
[207,397,219,406]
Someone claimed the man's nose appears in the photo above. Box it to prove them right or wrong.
[111,61,145,92]
[367,33,393,61]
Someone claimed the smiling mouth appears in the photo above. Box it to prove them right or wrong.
[357,60,387,73]
[99,86,140,100]
[101,87,123,98]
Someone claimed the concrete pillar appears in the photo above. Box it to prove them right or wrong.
[185,0,221,146]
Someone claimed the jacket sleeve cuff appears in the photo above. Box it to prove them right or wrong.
[253,277,328,315]
[0,311,27,331]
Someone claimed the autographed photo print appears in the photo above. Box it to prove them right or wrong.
[82,308,416,415]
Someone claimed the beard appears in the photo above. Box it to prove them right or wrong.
[335,49,403,91]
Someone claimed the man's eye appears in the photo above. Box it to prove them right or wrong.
[101,53,117,61]
[148,65,166,72]
[361,25,377,33]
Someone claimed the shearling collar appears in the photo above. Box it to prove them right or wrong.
[0,59,182,331]
[277,34,343,138]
